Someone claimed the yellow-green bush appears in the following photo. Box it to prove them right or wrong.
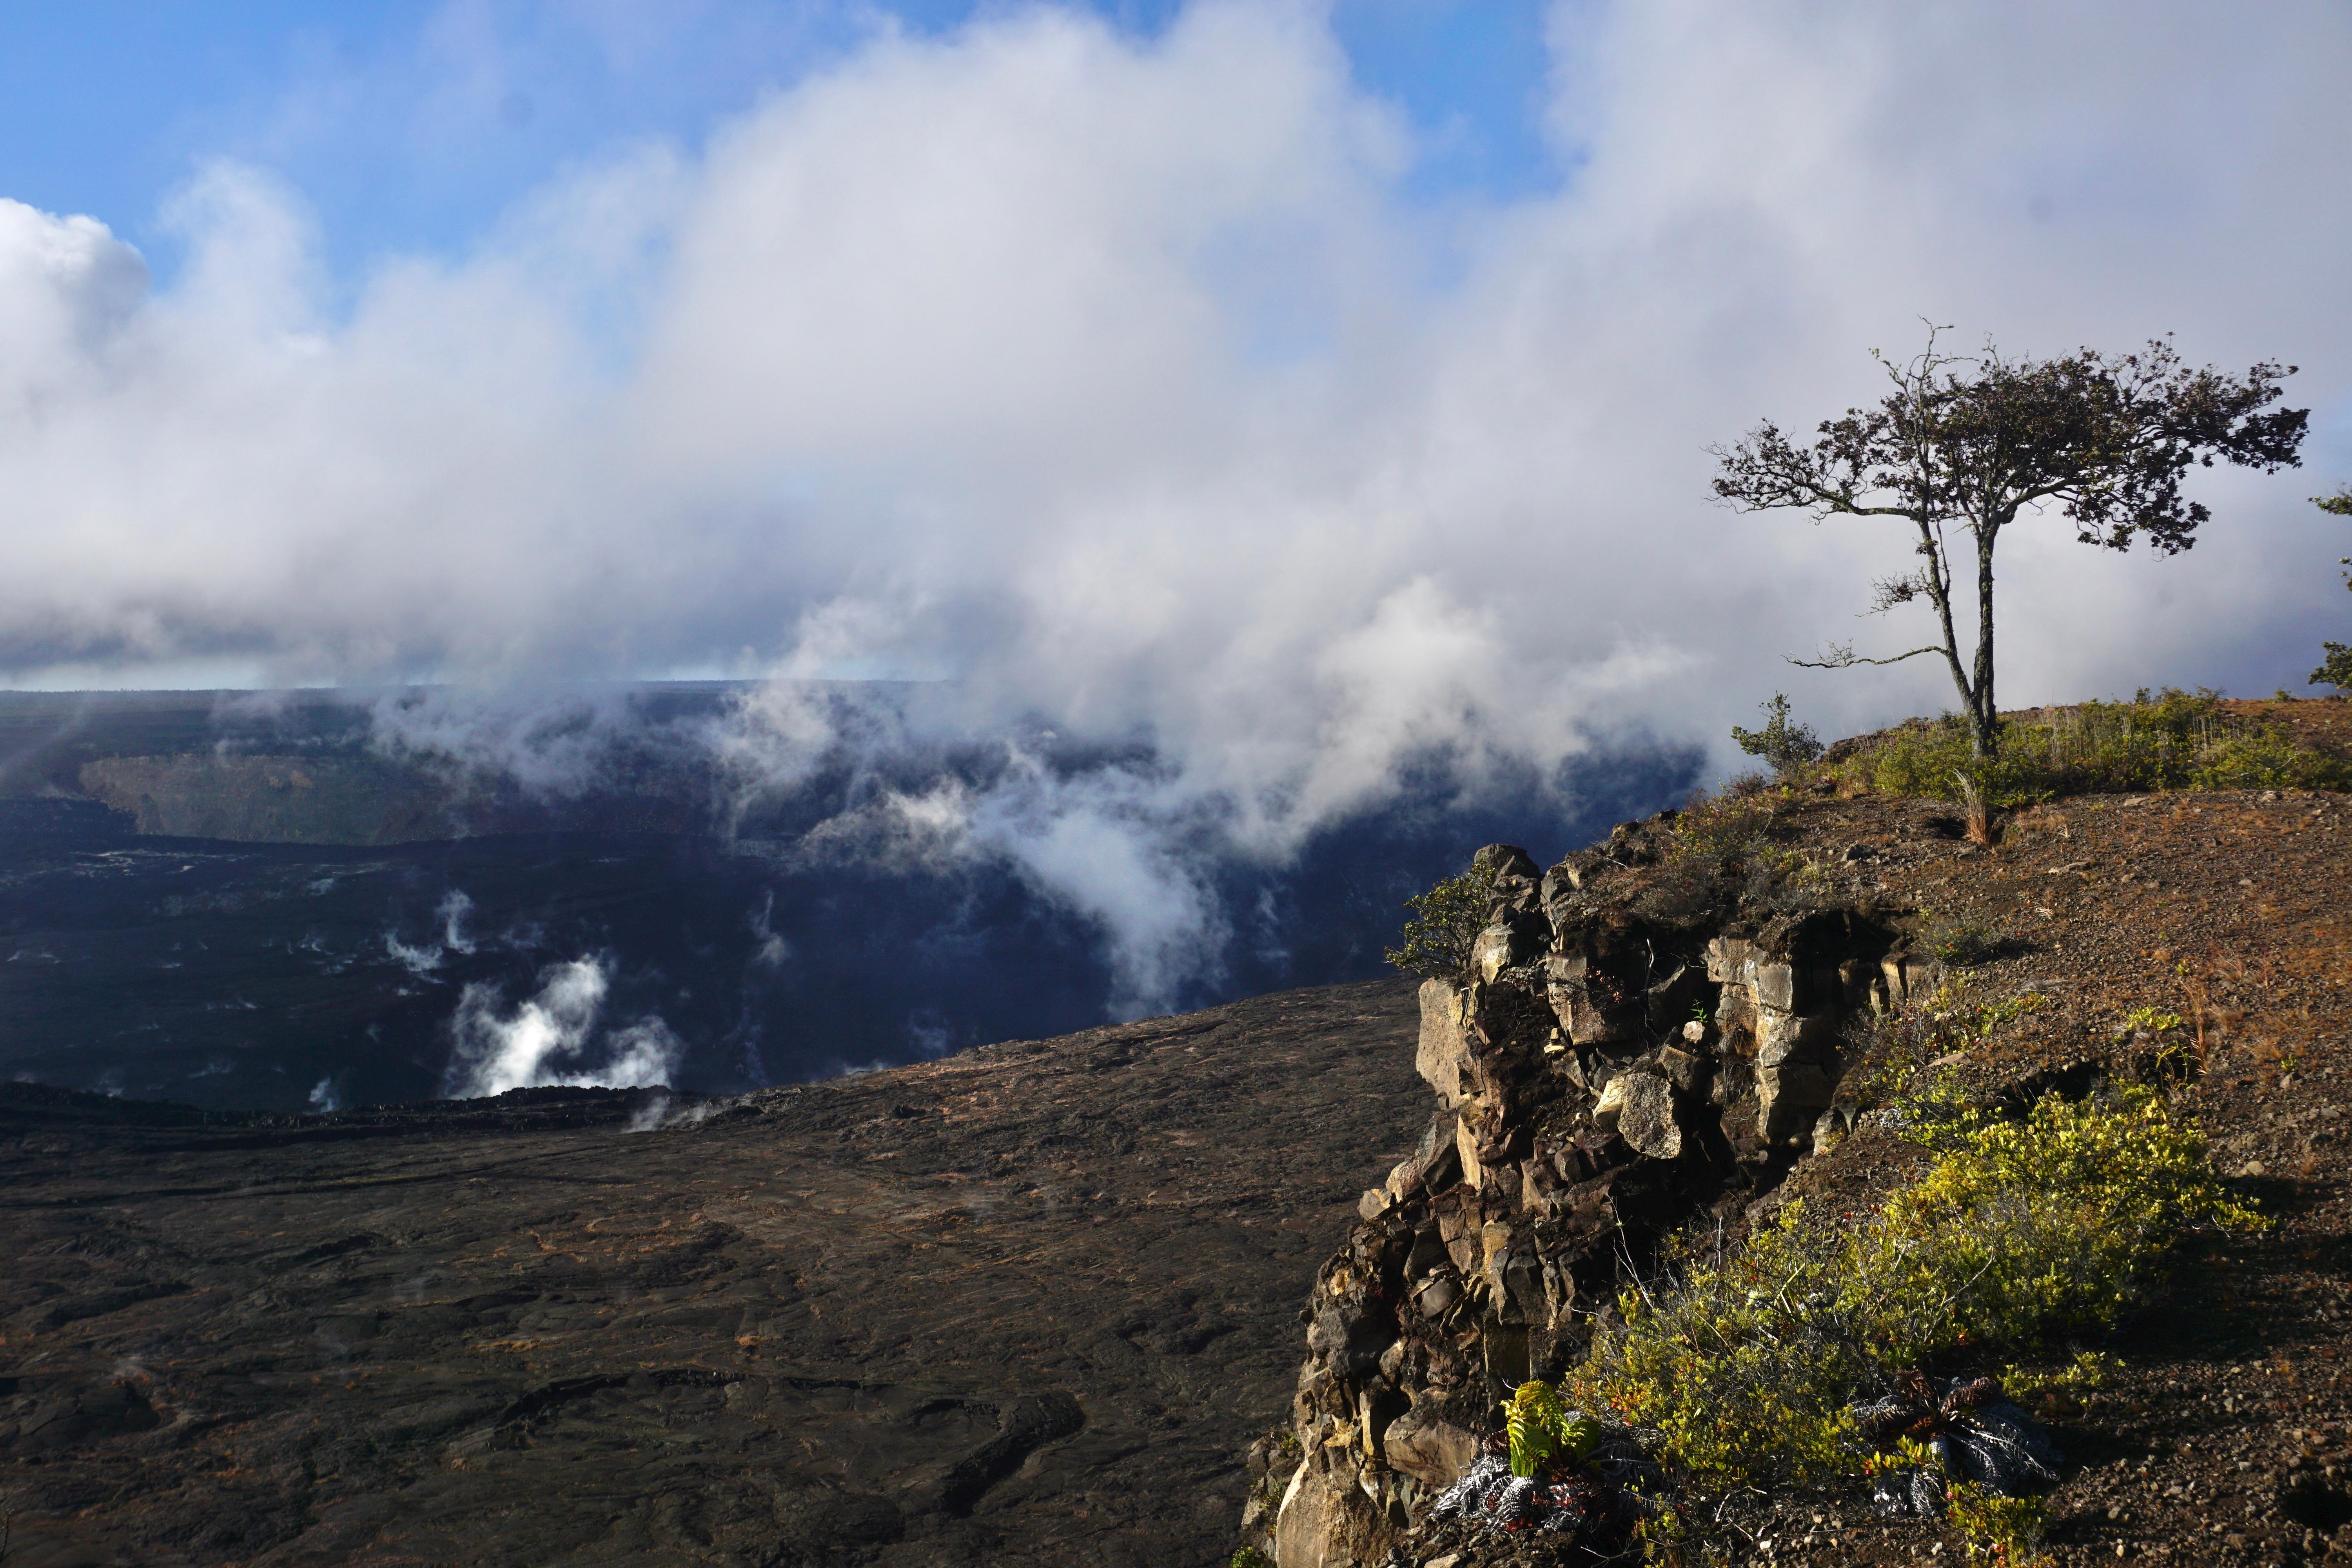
[1562,1210,1867,1486]
[1851,1091,2257,1365]
[2187,728,2341,790]
[1945,1483,2052,1565]
[1565,1090,2257,1490]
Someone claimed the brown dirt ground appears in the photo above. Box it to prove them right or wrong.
[1673,738,2352,1566]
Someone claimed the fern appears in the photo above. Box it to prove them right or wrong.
[1502,1381,1599,1478]
[1504,1381,1557,1476]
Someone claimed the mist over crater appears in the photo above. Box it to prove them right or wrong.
[0,681,1698,1110]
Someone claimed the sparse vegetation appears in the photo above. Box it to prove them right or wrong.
[1662,786,1778,867]
[1845,989,2051,1112]
[1383,860,1496,980]
[1642,785,1825,922]
[1559,1089,2258,1494]
[1922,910,2010,967]
[1830,690,2352,804]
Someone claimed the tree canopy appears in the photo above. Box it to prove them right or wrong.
[1712,329,2307,757]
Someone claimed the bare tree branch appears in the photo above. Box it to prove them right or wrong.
[1788,641,1945,670]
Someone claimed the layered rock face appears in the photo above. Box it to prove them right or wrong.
[1253,830,1936,1566]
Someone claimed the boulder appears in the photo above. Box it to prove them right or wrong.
[1758,1060,1837,1144]
[1704,933,1758,982]
[1540,852,1608,920]
[1644,964,1700,1031]
[1380,1409,1480,1491]
[1273,1458,1385,1568]
[1750,960,1800,1014]
[1494,1247,1549,1325]
[1881,950,1940,1004]
[1471,843,1541,886]
[1544,952,1635,1047]
[1453,1115,1484,1189]
[1594,1073,1681,1161]
[1412,1134,1462,1196]
[1591,1074,1630,1133]
[1656,1045,1704,1094]
[1415,979,1472,1108]
[1756,1009,1838,1068]
[1472,922,1540,983]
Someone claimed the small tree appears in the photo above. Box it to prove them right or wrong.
[1384,861,1495,980]
[1730,692,1823,775]
[1712,328,2307,758]
[2312,486,2352,694]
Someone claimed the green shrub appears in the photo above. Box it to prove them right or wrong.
[1563,1089,2258,1491]
[2190,727,2350,789]
[2313,487,2350,693]
[1383,860,1496,979]
[1851,1090,2256,1363]
[1563,1210,1866,1487]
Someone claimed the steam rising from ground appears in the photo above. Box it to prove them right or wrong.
[442,956,683,1098]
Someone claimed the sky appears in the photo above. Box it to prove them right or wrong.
[0,2,1557,282]
[2,1,2350,857]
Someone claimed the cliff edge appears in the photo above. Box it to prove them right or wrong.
[1258,769,2352,1567]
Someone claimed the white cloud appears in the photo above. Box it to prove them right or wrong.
[2,0,2350,1004]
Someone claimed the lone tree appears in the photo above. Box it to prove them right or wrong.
[1711,329,2307,758]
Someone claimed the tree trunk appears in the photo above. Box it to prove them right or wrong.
[1970,523,2000,759]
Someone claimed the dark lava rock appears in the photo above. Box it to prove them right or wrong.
[0,977,1425,1566]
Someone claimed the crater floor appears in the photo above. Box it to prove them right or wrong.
[0,976,1427,1568]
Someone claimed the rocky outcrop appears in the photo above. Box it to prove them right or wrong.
[1257,822,1931,1566]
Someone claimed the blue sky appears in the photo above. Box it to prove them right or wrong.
[0,0,1558,289]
